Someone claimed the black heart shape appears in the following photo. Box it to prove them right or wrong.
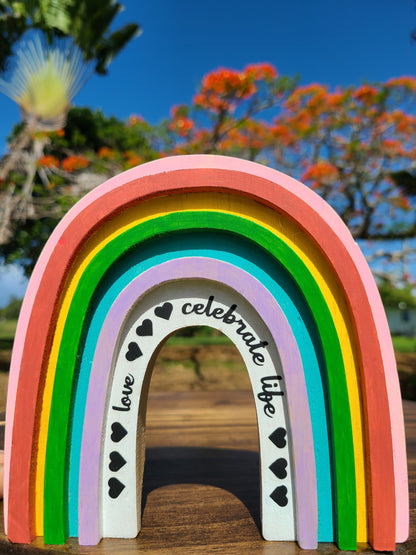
[270,485,288,507]
[269,427,287,448]
[269,458,288,479]
[108,477,125,499]
[125,341,143,361]
[111,422,128,443]
[136,318,153,336]
[154,302,173,320]
[109,451,127,472]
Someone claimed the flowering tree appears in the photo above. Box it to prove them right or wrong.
[3,61,416,282]
[157,65,416,285]
[161,63,297,159]
[1,107,158,275]
[163,66,416,244]
[275,79,416,240]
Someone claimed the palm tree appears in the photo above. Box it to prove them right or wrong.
[0,1,28,74]
[0,0,140,243]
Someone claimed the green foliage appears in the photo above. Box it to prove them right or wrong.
[1,217,60,276]
[43,106,158,173]
[378,282,416,308]
[70,3,140,75]
[0,296,22,320]
[23,0,74,37]
[392,335,416,353]
[40,0,142,75]
[0,318,17,354]
[390,170,416,197]
[0,2,27,72]
[0,0,140,76]
[1,106,159,274]
[57,107,153,153]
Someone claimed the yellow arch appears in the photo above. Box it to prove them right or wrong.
[35,192,366,540]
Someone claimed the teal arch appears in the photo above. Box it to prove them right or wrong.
[68,232,332,540]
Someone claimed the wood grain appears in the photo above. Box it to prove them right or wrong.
[0,391,415,553]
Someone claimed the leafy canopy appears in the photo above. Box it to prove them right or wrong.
[160,65,416,241]
[0,0,140,75]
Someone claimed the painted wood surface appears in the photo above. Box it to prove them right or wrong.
[4,156,405,552]
[35,199,358,548]
[80,260,316,548]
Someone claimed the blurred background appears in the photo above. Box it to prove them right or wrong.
[1,0,416,408]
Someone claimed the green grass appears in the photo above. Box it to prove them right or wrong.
[1,318,416,353]
[165,334,233,347]
[1,318,416,352]
[392,335,416,354]
[0,319,17,350]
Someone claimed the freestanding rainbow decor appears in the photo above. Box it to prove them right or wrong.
[4,155,408,551]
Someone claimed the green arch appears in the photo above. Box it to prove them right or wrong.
[44,210,356,548]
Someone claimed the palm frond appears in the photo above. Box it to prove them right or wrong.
[95,23,141,74]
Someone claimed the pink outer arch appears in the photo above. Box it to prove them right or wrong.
[4,155,406,550]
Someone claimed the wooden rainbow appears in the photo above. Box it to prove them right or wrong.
[4,155,408,551]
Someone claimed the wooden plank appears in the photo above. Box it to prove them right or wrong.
[1,393,415,553]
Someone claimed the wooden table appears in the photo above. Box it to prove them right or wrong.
[0,390,415,553]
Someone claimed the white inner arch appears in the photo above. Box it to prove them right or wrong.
[100,280,295,541]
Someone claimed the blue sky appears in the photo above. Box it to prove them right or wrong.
[1,0,416,151]
[78,0,416,123]
[0,0,416,305]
